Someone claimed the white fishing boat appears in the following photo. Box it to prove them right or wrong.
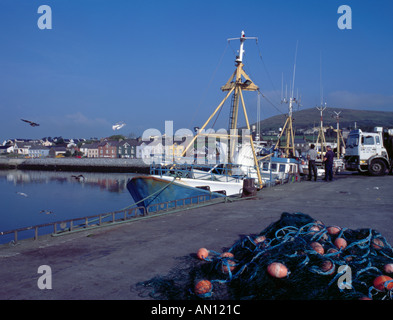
[128,31,301,208]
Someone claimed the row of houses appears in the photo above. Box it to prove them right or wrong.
[0,140,74,158]
[0,138,187,160]
[80,140,140,158]
[80,139,186,160]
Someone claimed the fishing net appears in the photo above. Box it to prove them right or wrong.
[134,212,393,300]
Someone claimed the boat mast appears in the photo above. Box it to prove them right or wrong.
[315,104,327,157]
[178,31,263,188]
[222,31,262,187]
[224,31,258,131]
[332,111,346,158]
[315,51,328,158]
[256,91,261,141]
[274,42,299,157]
[276,93,297,157]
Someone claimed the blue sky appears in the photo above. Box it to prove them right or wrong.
[0,0,392,140]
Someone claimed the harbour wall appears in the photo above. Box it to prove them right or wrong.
[0,157,150,173]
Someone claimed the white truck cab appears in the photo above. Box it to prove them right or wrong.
[344,127,392,176]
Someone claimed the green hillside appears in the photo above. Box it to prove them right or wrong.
[255,107,393,132]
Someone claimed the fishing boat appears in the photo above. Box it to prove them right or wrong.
[127,175,227,213]
[127,31,300,209]
[260,153,302,182]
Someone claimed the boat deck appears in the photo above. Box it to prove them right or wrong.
[0,172,392,300]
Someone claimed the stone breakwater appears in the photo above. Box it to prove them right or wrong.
[0,157,150,173]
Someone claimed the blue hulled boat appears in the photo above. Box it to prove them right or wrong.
[127,175,226,213]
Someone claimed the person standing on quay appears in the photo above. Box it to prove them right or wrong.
[323,145,335,181]
[307,144,318,181]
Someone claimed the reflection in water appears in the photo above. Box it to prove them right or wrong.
[0,170,135,193]
[0,170,140,238]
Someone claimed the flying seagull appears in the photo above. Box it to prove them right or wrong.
[40,210,54,215]
[71,174,85,181]
[112,121,126,130]
[21,119,40,127]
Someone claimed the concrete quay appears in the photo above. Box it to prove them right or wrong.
[0,172,392,300]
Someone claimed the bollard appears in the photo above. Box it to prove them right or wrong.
[241,178,257,198]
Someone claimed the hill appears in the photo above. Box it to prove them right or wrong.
[255,107,393,132]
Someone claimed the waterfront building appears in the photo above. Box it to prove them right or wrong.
[80,142,100,158]
[117,139,139,159]
[28,145,50,158]
[98,141,118,158]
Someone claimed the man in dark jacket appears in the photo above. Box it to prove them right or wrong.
[323,145,335,181]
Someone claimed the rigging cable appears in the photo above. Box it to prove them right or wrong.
[187,42,229,130]
[255,41,282,104]
[258,89,285,116]
[245,42,286,117]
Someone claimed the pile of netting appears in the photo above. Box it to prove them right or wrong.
[134,212,393,300]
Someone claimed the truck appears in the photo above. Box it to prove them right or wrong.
[344,127,393,176]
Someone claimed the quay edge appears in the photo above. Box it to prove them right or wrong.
[0,157,150,173]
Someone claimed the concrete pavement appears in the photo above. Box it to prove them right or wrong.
[0,172,392,300]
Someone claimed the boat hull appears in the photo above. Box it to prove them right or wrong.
[127,175,226,212]
[154,175,244,195]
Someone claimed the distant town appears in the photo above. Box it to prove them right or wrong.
[0,124,349,161]
[1,136,147,160]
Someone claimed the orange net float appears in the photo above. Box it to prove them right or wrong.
[196,248,209,260]
[221,259,236,274]
[371,238,385,250]
[327,226,341,235]
[253,235,266,244]
[334,238,347,250]
[325,248,341,260]
[373,275,393,291]
[194,280,213,298]
[219,252,236,274]
[267,262,288,279]
[383,263,393,274]
[220,252,234,259]
[320,260,335,274]
[309,258,336,275]
[308,225,320,235]
[253,235,269,249]
[310,242,325,255]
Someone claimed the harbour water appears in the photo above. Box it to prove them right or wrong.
[0,170,138,243]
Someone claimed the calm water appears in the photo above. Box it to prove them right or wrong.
[0,170,138,243]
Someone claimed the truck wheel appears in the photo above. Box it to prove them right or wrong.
[369,159,387,176]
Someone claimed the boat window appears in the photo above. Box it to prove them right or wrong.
[271,163,277,171]
[346,135,359,148]
[362,136,374,145]
[262,162,269,171]
[279,164,285,172]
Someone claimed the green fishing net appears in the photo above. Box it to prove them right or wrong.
[134,212,393,300]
